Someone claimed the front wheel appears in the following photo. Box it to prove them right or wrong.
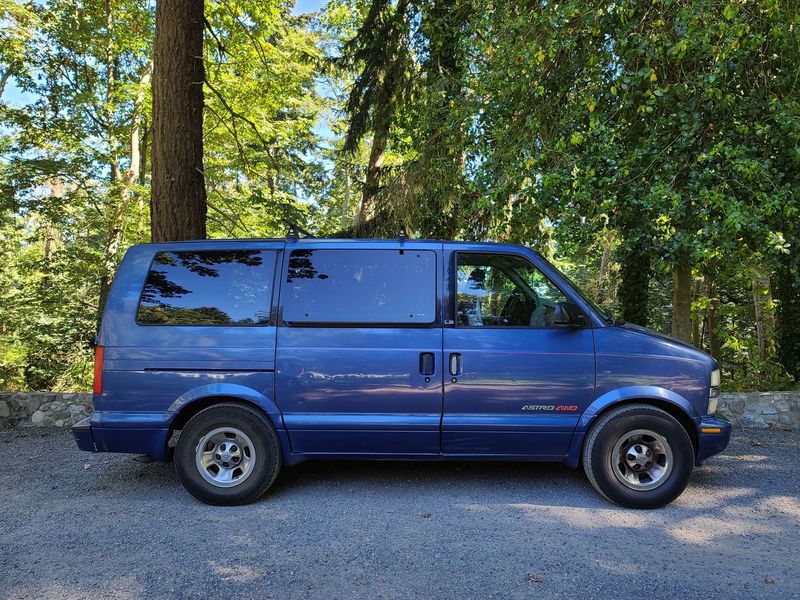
[175,403,282,505]
[582,404,694,509]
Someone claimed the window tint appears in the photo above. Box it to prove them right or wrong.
[283,249,436,325]
[137,250,274,325]
[456,253,567,327]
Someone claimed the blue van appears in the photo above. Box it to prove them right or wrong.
[73,235,730,508]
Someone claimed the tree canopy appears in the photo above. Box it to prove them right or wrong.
[1,0,799,392]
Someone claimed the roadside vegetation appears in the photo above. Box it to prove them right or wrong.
[0,0,798,392]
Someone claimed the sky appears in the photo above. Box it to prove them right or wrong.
[293,0,327,15]
[4,79,32,107]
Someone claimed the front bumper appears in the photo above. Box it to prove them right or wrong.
[72,416,97,452]
[695,415,732,465]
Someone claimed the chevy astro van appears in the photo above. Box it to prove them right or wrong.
[73,235,731,508]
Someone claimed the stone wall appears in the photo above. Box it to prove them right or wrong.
[717,391,800,430]
[1,391,798,429]
[0,392,91,428]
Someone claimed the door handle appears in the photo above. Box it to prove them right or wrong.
[419,352,435,376]
[449,353,462,377]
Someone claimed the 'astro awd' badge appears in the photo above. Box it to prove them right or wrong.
[521,405,578,412]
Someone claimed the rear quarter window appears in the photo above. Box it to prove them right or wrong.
[137,250,275,326]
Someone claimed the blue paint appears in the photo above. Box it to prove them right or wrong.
[75,237,729,469]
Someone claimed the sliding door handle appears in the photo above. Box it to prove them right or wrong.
[419,352,435,376]
[449,353,462,376]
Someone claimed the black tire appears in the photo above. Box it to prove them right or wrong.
[174,403,282,505]
[582,404,694,509]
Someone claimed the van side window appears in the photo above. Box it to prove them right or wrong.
[456,253,567,327]
[137,250,275,326]
[283,249,436,325]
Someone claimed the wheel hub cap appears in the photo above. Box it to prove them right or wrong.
[195,427,256,488]
[625,443,653,470]
[611,429,673,491]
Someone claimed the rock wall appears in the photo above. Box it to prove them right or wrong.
[716,391,800,430]
[1,391,798,429]
[0,392,91,428]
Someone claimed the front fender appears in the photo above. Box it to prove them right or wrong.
[564,386,698,468]
[578,385,698,431]
[167,383,283,428]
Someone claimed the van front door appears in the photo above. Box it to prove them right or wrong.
[275,242,444,455]
[442,248,595,457]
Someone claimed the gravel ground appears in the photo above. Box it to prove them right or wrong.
[1,427,799,600]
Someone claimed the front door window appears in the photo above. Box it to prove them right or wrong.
[456,253,568,327]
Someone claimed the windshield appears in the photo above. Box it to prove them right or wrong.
[536,255,615,323]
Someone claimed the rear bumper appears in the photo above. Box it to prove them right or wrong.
[72,413,169,459]
[695,415,732,465]
[72,417,97,452]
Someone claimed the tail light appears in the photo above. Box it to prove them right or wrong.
[93,345,105,396]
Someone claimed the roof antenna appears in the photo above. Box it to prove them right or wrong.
[398,220,409,254]
[398,220,409,241]
[286,223,300,241]
[282,219,313,241]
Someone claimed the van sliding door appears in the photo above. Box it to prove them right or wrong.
[275,242,444,456]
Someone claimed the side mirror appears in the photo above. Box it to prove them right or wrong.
[553,302,585,327]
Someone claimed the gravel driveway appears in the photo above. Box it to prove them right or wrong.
[1,427,798,600]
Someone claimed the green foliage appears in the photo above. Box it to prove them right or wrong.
[325,0,800,387]
[338,0,414,154]
[0,213,98,391]
[203,0,326,237]
[0,0,331,390]
[0,0,153,390]
[1,0,799,391]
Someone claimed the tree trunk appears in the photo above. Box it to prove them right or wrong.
[617,238,651,326]
[705,278,721,359]
[691,275,703,347]
[598,230,613,305]
[150,0,207,242]
[502,194,516,241]
[752,269,774,361]
[42,223,56,288]
[0,69,11,99]
[342,164,350,230]
[139,118,150,186]
[357,130,386,228]
[103,0,119,182]
[776,242,800,379]
[98,61,153,321]
[671,250,692,342]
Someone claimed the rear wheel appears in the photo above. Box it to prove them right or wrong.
[583,404,694,509]
[175,403,281,505]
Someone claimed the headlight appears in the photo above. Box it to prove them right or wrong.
[708,368,721,414]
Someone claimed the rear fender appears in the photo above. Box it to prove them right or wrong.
[166,383,289,461]
[168,383,283,424]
